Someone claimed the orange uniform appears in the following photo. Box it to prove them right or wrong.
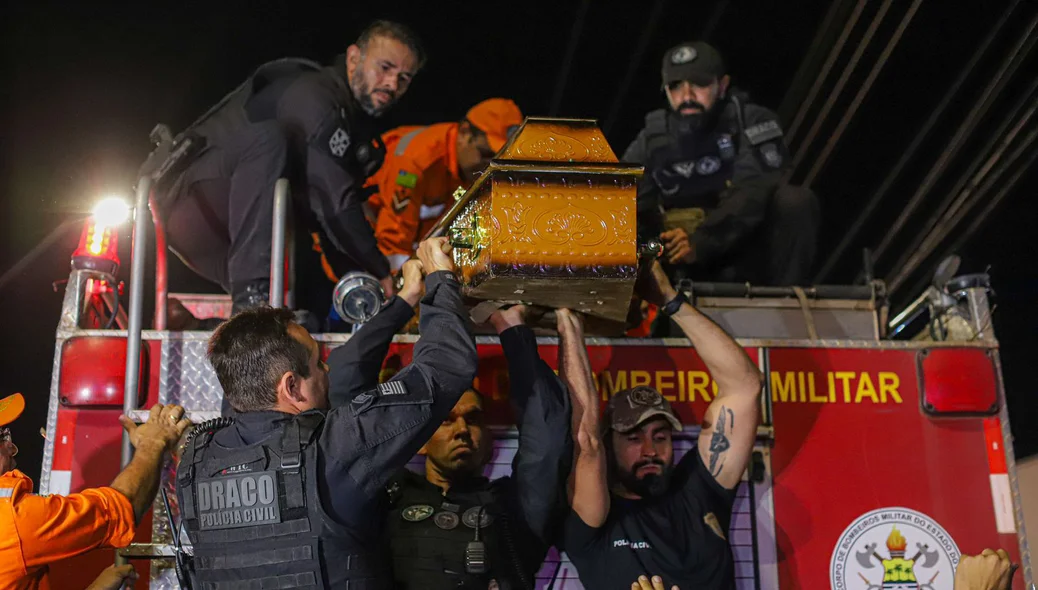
[367,98,524,271]
[0,470,136,589]
[367,122,464,270]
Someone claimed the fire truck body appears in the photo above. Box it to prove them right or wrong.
[34,183,1032,589]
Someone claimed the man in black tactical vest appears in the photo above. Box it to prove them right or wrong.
[327,303,573,590]
[624,41,820,289]
[148,20,424,320]
[175,236,478,589]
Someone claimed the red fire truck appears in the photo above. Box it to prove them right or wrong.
[36,177,1032,589]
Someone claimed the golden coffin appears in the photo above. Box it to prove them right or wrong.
[427,117,644,329]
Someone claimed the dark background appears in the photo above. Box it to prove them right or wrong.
[2,1,1035,485]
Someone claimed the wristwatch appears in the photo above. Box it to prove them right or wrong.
[659,291,689,316]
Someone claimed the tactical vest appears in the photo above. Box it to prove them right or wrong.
[643,97,747,237]
[387,473,530,590]
[176,413,389,590]
[192,59,322,144]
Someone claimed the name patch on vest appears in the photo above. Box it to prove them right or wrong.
[196,471,281,530]
[744,120,783,146]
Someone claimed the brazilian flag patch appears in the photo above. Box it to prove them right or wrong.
[396,171,419,188]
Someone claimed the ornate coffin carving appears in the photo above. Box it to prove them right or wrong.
[428,118,643,331]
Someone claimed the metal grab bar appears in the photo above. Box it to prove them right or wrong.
[270,178,290,308]
[686,282,878,300]
[117,176,151,566]
[149,193,168,330]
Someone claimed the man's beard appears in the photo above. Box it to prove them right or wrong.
[671,97,724,133]
[675,99,707,114]
[350,69,396,117]
[614,457,673,499]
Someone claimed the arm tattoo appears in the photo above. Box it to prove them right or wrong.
[708,406,735,476]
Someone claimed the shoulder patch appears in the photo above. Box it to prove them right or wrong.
[349,377,430,417]
[378,381,408,396]
[312,107,354,170]
[396,170,419,189]
[758,142,784,168]
[328,127,350,157]
[744,120,783,146]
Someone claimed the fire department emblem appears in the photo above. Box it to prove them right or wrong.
[830,507,960,590]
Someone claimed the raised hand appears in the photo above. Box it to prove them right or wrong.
[635,260,679,308]
[954,548,1016,590]
[398,259,425,307]
[118,404,191,456]
[416,237,456,275]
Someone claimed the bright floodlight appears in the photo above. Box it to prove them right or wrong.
[92,197,131,227]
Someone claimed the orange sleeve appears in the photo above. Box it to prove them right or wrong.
[364,175,383,222]
[14,486,136,568]
[372,155,427,270]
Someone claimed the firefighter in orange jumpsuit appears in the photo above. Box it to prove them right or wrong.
[0,392,190,589]
[367,98,523,270]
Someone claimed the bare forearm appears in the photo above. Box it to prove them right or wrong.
[557,314,609,528]
[671,304,762,397]
[570,429,609,527]
[674,304,762,488]
[558,325,600,428]
[109,443,165,524]
[563,335,608,523]
[564,364,606,518]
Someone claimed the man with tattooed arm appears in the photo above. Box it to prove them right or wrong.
[558,260,763,590]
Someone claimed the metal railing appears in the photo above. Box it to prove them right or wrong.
[269,178,290,308]
[116,177,151,566]
[150,193,168,330]
[117,176,292,567]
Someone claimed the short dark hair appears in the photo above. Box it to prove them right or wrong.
[207,307,312,413]
[356,20,427,69]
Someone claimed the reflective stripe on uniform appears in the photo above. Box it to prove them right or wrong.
[395,127,427,157]
[419,203,446,220]
[0,488,12,498]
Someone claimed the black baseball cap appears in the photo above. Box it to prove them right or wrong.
[605,386,683,433]
[661,41,726,87]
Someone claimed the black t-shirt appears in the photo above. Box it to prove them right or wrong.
[561,447,738,590]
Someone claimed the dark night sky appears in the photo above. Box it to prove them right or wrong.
[2,1,1036,484]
